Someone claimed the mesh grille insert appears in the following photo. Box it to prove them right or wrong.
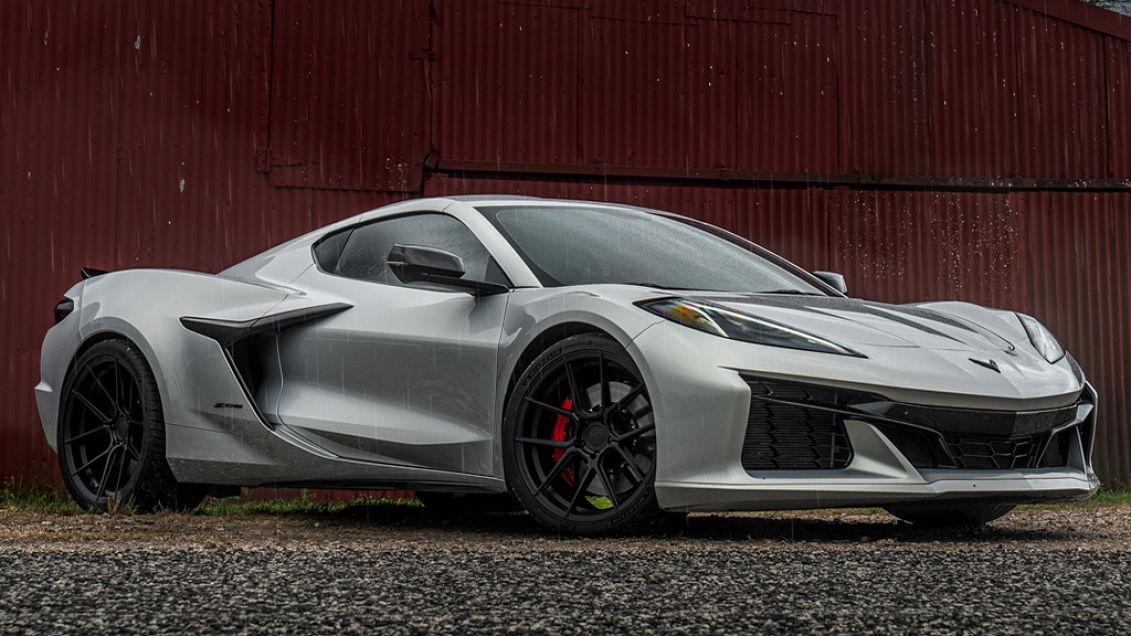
[1038,430,1070,468]
[945,433,1043,469]
[942,430,1072,470]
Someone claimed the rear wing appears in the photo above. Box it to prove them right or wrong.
[80,267,110,279]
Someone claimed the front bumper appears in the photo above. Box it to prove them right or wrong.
[629,322,1099,512]
[657,418,1099,511]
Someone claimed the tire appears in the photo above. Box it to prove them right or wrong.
[57,338,209,513]
[884,502,1016,527]
[416,491,523,514]
[503,334,683,536]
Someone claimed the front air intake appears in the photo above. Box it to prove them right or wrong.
[738,375,1085,473]
[943,429,1072,470]
[741,379,855,470]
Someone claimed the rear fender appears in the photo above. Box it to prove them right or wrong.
[76,270,288,446]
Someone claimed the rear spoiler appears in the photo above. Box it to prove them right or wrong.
[81,267,111,279]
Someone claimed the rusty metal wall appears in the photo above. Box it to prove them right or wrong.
[1021,191,1131,487]
[1109,36,1131,179]
[2,0,127,487]
[837,0,932,177]
[433,0,1131,186]
[828,190,1029,309]
[3,0,1131,490]
[0,0,400,490]
[927,0,1022,179]
[1013,4,1109,179]
[266,0,431,191]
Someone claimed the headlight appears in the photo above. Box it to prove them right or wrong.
[1016,313,1065,363]
[639,297,863,357]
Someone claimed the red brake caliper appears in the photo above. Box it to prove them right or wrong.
[551,397,576,486]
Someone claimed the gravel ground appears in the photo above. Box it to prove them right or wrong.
[0,505,1128,635]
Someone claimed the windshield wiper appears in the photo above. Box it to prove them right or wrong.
[757,289,825,296]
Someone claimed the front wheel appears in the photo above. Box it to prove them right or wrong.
[885,502,1016,527]
[57,339,209,513]
[503,334,683,536]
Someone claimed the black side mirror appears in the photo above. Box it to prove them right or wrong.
[387,244,509,296]
[813,271,848,295]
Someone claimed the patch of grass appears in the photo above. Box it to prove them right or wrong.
[1070,486,1131,506]
[197,490,421,517]
[1019,486,1131,509]
[0,484,419,516]
[0,486,82,515]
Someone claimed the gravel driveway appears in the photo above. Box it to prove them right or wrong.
[0,505,1128,635]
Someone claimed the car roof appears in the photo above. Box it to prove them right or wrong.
[441,194,631,208]
[440,195,684,219]
[441,194,547,203]
[227,196,682,278]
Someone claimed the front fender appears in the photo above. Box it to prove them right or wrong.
[493,287,664,477]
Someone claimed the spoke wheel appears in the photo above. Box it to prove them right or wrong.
[58,339,208,513]
[60,350,143,505]
[504,334,681,536]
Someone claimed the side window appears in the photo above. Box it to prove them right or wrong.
[313,226,354,273]
[331,213,507,289]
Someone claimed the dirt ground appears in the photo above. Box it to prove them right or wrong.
[0,503,1127,552]
[2,505,1129,635]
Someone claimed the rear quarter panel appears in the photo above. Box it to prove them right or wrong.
[64,270,288,452]
[35,281,86,449]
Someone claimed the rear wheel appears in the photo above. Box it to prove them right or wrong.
[885,502,1016,527]
[504,334,682,536]
[57,339,209,513]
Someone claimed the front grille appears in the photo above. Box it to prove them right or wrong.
[945,433,1048,469]
[864,394,1082,469]
[741,379,854,470]
[739,375,1084,473]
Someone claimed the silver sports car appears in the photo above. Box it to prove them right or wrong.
[36,196,1099,534]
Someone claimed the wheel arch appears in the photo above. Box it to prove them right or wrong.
[63,327,169,430]
[505,322,615,397]
[495,316,658,476]
[75,319,171,405]
[66,330,140,376]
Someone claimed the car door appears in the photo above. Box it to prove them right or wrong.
[273,212,511,477]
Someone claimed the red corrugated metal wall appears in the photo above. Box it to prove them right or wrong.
[3,0,1130,491]
[267,0,431,191]
[838,0,931,177]
[1022,191,1131,486]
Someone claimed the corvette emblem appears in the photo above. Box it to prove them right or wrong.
[970,358,1001,373]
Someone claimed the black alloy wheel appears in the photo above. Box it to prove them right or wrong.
[58,339,208,512]
[504,334,682,535]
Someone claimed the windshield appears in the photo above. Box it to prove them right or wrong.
[478,205,827,294]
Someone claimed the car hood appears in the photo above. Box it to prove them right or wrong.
[689,294,1018,352]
